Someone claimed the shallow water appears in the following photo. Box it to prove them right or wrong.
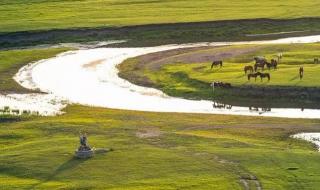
[292,133,320,151]
[9,35,320,117]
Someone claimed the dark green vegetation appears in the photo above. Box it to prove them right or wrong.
[1,105,320,189]
[119,43,320,108]
[0,48,70,93]
[2,18,320,49]
[1,0,320,49]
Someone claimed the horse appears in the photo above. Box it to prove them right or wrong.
[314,58,319,64]
[299,67,304,79]
[259,73,270,81]
[266,59,277,70]
[211,60,223,69]
[254,56,267,64]
[247,72,261,81]
[244,65,254,74]
[254,62,265,72]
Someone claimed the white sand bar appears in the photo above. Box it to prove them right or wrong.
[9,35,320,117]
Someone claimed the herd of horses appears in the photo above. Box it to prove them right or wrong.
[210,54,319,83]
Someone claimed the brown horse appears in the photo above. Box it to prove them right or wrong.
[259,73,270,81]
[299,67,304,79]
[211,60,223,69]
[244,65,254,74]
[247,72,261,81]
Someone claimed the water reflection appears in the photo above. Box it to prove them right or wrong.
[212,101,275,115]
[249,106,271,115]
[212,102,232,109]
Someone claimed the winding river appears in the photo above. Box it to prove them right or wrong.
[7,35,320,118]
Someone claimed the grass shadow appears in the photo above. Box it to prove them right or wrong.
[28,157,88,189]
[289,75,299,81]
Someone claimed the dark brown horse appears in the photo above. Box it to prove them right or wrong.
[211,60,223,69]
[244,65,254,74]
[259,73,270,81]
[299,67,304,79]
[247,72,261,81]
[266,59,278,70]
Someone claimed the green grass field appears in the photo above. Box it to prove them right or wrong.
[162,44,320,87]
[2,1,320,49]
[1,106,320,189]
[1,0,320,32]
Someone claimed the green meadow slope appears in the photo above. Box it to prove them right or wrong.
[1,0,320,32]
[1,1,320,48]
[1,106,320,190]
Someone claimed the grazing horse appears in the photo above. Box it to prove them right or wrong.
[259,73,270,81]
[266,59,278,70]
[211,60,223,69]
[247,72,261,81]
[253,56,267,72]
[314,58,319,64]
[244,65,254,74]
[299,67,304,79]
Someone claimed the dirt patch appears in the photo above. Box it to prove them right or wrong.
[135,45,260,71]
[136,127,162,139]
[82,59,104,69]
[240,174,262,190]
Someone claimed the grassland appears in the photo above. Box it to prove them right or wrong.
[0,41,320,190]
[162,44,320,87]
[119,43,320,108]
[1,0,320,32]
[1,1,320,48]
[0,48,71,93]
[1,105,320,189]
